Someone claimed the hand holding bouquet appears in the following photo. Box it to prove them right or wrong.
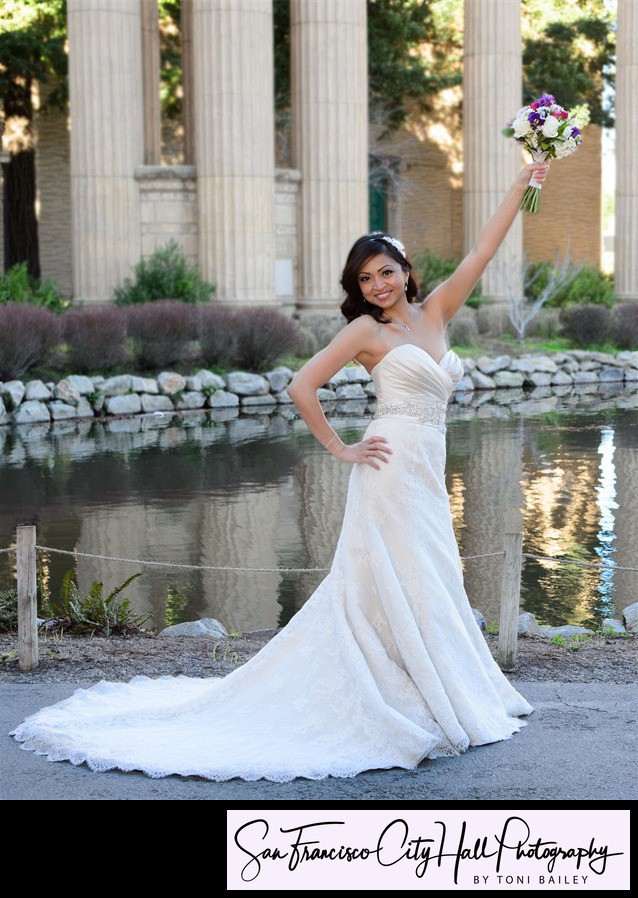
[503,94,590,213]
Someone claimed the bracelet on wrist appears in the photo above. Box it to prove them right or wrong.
[325,432,341,450]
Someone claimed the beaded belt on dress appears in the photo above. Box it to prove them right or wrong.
[372,398,447,434]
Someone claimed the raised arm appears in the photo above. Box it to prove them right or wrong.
[426,161,549,326]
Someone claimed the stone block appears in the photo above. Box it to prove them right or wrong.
[208,390,240,408]
[141,394,174,413]
[174,391,206,409]
[64,374,95,395]
[12,400,50,424]
[224,372,269,395]
[157,371,187,395]
[24,380,52,402]
[265,366,294,393]
[1,380,25,410]
[49,401,78,421]
[130,376,159,394]
[105,394,142,415]
[103,375,133,396]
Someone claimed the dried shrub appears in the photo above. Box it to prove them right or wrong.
[559,304,611,348]
[609,303,638,350]
[63,306,128,373]
[232,308,301,372]
[127,300,198,370]
[295,325,319,359]
[0,303,63,380]
[445,307,478,347]
[198,305,238,368]
[524,307,560,339]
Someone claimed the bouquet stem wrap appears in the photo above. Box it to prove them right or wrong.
[522,151,550,214]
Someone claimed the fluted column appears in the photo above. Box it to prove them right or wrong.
[292,0,368,311]
[141,0,161,165]
[67,0,144,303]
[615,0,638,302]
[192,0,275,304]
[463,0,522,303]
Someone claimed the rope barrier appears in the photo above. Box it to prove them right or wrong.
[0,543,636,573]
[34,545,331,574]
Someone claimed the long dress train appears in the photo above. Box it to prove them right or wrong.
[11,344,533,781]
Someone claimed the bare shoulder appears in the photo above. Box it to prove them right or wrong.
[289,314,380,390]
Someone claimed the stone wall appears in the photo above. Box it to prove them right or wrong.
[274,168,300,311]
[136,165,198,267]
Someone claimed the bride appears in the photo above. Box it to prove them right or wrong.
[11,161,549,783]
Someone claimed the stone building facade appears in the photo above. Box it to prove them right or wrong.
[1,0,635,310]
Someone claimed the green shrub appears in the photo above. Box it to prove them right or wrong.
[412,250,483,306]
[114,240,215,306]
[0,262,67,313]
[0,589,18,633]
[525,262,616,309]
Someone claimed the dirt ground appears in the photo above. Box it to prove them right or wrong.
[1,627,635,685]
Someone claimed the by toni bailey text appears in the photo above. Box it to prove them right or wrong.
[232,816,622,884]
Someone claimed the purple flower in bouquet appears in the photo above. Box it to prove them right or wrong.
[502,95,590,213]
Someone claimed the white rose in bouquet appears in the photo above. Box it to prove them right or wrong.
[541,115,560,138]
[513,115,532,138]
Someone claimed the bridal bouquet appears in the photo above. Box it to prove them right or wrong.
[502,94,590,213]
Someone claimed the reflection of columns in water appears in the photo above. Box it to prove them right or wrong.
[519,435,602,623]
[75,501,206,622]
[611,444,638,611]
[459,421,524,621]
[199,488,284,632]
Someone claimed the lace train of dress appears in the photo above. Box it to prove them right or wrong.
[11,344,533,782]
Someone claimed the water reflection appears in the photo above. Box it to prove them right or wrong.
[1,388,638,631]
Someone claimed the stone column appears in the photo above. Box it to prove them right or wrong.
[141,0,161,165]
[463,0,522,305]
[67,0,144,303]
[615,0,638,302]
[291,0,368,313]
[181,0,195,165]
[192,0,275,304]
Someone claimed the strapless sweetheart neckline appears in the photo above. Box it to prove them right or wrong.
[371,344,457,376]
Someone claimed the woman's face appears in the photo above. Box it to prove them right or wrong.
[357,253,408,312]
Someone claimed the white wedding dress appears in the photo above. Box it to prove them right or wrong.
[11,344,533,782]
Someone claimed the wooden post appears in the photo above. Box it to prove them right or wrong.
[498,532,522,671]
[17,525,38,672]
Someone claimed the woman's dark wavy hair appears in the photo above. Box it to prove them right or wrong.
[340,233,419,324]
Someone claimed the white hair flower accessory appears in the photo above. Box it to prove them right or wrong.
[370,232,407,259]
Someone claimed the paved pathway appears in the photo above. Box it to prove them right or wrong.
[1,681,635,801]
